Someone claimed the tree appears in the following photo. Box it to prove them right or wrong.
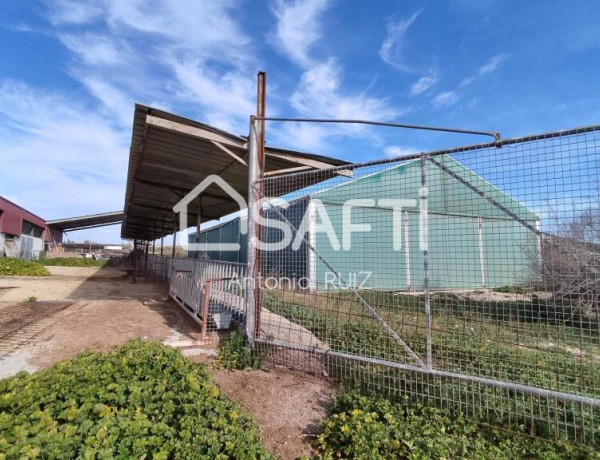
[538,205,600,317]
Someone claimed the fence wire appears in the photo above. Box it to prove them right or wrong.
[250,124,600,447]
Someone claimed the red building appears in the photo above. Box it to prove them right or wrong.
[0,196,62,259]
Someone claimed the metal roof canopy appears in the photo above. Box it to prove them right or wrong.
[121,104,351,241]
[47,211,124,232]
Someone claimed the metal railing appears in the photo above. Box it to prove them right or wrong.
[146,255,247,333]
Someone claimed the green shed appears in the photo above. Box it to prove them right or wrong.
[190,155,540,291]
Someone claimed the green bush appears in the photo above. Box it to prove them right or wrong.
[0,258,50,276]
[41,257,107,267]
[214,332,261,370]
[0,340,272,459]
[315,392,593,459]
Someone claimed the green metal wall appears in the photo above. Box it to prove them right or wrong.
[311,155,539,291]
[189,155,539,291]
[188,217,247,263]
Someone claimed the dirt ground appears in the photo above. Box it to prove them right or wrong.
[211,367,333,459]
[0,265,335,459]
[0,266,208,370]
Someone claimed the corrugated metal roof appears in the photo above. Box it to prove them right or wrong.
[47,211,124,231]
[121,104,351,240]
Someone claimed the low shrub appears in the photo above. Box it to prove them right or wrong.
[41,257,107,267]
[0,340,272,459]
[214,332,261,370]
[314,392,593,459]
[493,285,528,294]
[0,258,50,276]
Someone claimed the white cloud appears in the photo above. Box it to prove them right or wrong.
[169,58,255,133]
[276,59,403,151]
[432,90,460,108]
[43,0,255,134]
[46,0,102,25]
[460,53,509,88]
[0,81,128,223]
[270,0,332,67]
[58,33,126,67]
[77,76,134,127]
[104,0,250,60]
[384,145,421,158]
[478,53,508,75]
[274,122,330,151]
[379,10,423,73]
[433,54,508,108]
[291,58,397,121]
[409,69,439,96]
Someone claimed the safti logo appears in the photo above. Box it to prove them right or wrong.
[173,175,247,252]
[174,176,426,253]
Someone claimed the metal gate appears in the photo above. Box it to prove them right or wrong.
[247,123,600,446]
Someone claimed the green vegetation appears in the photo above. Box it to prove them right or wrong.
[263,289,600,446]
[0,340,271,459]
[41,257,107,267]
[26,296,37,303]
[314,392,594,459]
[0,258,50,277]
[215,332,262,370]
[493,285,528,294]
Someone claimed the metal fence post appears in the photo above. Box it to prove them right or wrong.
[420,153,432,370]
[245,117,258,347]
[246,71,266,348]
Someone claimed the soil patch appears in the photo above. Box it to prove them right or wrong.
[0,301,73,340]
[211,367,334,460]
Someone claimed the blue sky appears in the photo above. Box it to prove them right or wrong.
[0,0,599,243]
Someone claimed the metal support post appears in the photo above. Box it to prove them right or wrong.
[132,239,138,284]
[171,221,177,280]
[245,71,266,347]
[420,154,432,370]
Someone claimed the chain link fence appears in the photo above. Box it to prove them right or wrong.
[249,124,600,447]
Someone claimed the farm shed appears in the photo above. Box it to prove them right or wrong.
[0,195,123,260]
[190,155,540,291]
[121,104,351,242]
[0,196,55,260]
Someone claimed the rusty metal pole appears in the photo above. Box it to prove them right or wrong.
[254,71,267,337]
[254,71,266,340]
[246,71,266,347]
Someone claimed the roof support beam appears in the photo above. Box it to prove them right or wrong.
[265,151,353,177]
[211,140,247,166]
[133,179,233,202]
[146,114,244,149]
[264,166,313,177]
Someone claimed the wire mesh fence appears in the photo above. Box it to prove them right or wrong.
[249,124,600,447]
